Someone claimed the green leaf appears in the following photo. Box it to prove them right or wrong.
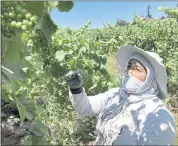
[32,135,42,145]
[47,82,54,94]
[29,119,46,139]
[2,35,25,64]
[35,13,57,46]
[55,50,66,62]
[57,1,74,12]
[51,62,67,78]
[24,1,45,18]
[18,96,37,120]
[69,127,74,135]
[2,71,10,84]
[15,97,26,126]
[1,63,26,83]
[36,106,46,116]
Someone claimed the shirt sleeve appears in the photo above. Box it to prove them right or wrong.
[68,87,119,117]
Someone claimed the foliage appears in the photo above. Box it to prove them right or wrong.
[115,19,128,26]
[88,7,178,96]
[1,2,178,145]
[1,1,78,145]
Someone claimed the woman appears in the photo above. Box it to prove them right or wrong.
[64,46,176,145]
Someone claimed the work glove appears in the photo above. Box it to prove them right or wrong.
[63,70,83,89]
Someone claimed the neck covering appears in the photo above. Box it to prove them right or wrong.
[95,54,159,144]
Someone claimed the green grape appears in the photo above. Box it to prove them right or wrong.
[15,5,22,12]
[23,20,29,25]
[28,21,33,27]
[25,13,31,19]
[22,25,28,31]
[16,22,22,28]
[11,21,16,27]
[30,16,37,22]
[9,12,16,18]
[8,18,13,22]
[4,12,9,18]
[17,14,23,19]
[21,9,27,15]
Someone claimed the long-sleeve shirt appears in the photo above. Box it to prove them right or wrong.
[69,87,176,145]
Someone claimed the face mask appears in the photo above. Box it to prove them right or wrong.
[123,72,144,93]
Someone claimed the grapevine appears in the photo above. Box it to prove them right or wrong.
[1,2,178,145]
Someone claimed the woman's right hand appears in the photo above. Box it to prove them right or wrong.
[63,71,83,89]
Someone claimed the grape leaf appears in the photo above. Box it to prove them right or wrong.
[24,1,45,18]
[32,136,42,145]
[35,13,57,46]
[16,96,37,121]
[2,71,10,84]
[57,1,74,12]
[29,119,47,144]
[1,63,26,83]
[2,35,25,64]
[55,50,66,62]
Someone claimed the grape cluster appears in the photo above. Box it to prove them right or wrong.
[1,1,38,38]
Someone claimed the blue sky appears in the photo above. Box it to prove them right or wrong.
[50,2,177,29]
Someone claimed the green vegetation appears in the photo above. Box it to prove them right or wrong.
[1,1,178,145]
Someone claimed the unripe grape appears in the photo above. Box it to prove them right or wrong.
[4,12,9,18]
[21,9,27,15]
[25,13,31,19]
[28,21,33,27]
[23,20,29,25]
[30,16,37,22]
[22,25,28,31]
[16,5,22,12]
[17,13,23,19]
[11,21,17,27]
[9,12,16,18]
[16,22,22,28]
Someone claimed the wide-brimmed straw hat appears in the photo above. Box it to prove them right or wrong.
[116,46,168,99]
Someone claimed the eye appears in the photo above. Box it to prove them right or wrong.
[136,67,141,72]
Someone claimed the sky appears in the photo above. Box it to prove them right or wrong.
[50,2,177,30]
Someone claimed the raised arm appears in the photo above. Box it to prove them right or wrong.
[69,87,119,117]
[63,70,119,117]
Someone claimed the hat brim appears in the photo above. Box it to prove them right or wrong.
[116,46,168,99]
